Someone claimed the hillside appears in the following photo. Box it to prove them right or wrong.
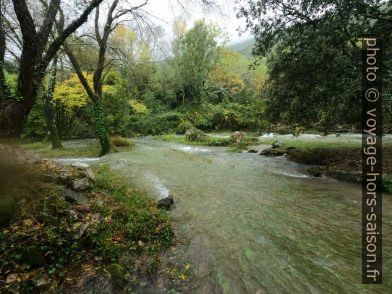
[229,38,255,57]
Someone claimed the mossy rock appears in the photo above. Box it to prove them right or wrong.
[15,246,44,267]
[185,127,206,141]
[106,263,126,281]
[0,198,16,227]
[259,147,286,156]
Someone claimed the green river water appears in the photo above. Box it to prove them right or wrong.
[59,136,392,293]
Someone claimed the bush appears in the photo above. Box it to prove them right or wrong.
[177,119,194,134]
[185,127,207,141]
[127,111,183,135]
[111,135,131,147]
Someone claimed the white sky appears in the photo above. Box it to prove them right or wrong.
[142,0,253,45]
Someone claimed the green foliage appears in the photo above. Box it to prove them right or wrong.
[22,98,47,138]
[172,20,222,104]
[128,111,183,135]
[239,0,391,131]
[94,164,174,252]
[157,133,257,150]
[128,99,149,114]
[177,119,194,134]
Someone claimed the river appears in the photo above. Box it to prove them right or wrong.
[61,136,392,293]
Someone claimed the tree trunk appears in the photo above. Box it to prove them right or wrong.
[93,101,111,156]
[43,56,62,149]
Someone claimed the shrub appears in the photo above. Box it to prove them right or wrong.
[127,111,183,135]
[177,119,194,134]
[185,127,207,141]
[111,135,131,147]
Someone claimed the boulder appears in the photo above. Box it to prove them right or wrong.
[308,166,326,177]
[231,131,245,143]
[72,178,91,191]
[83,168,95,182]
[62,188,88,204]
[157,195,174,209]
[271,140,283,149]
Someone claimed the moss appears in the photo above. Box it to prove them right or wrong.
[106,263,126,281]
[15,246,44,267]
[93,101,111,156]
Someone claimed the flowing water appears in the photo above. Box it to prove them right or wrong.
[60,137,392,293]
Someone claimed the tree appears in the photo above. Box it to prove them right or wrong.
[0,0,104,137]
[172,20,221,105]
[63,0,148,156]
[239,0,392,131]
[43,55,62,149]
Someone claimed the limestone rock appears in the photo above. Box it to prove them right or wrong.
[72,178,91,191]
[62,188,88,204]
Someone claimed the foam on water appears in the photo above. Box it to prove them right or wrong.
[143,171,170,199]
[176,146,210,153]
[54,157,100,167]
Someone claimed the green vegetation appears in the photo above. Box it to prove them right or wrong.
[13,19,267,148]
[111,135,132,147]
[157,131,259,151]
[93,164,174,256]
[19,141,100,158]
[258,138,361,150]
[0,160,173,293]
[239,0,392,133]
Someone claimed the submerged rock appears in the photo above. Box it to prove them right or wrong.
[308,166,326,177]
[259,148,286,156]
[157,195,174,209]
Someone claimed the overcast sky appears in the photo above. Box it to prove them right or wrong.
[142,0,253,45]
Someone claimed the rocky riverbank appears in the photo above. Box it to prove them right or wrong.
[0,146,189,293]
[260,143,392,192]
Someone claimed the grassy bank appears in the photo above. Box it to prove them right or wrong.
[0,152,174,293]
[259,137,392,192]
[156,133,259,151]
[17,136,134,159]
